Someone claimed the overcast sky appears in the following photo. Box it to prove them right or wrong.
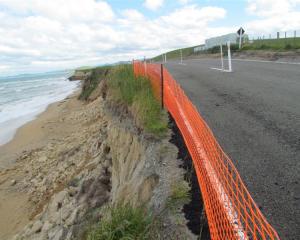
[0,0,300,75]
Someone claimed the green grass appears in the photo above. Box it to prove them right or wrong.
[79,66,111,100]
[166,181,190,212]
[86,204,155,240]
[108,65,168,136]
[243,37,300,50]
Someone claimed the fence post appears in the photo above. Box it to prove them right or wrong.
[160,64,164,109]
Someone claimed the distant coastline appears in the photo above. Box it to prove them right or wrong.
[0,71,80,146]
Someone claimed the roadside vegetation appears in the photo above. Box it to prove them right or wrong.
[242,37,300,50]
[86,204,158,240]
[107,64,168,136]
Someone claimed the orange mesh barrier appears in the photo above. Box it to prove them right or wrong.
[133,61,280,240]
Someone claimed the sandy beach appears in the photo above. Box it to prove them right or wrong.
[0,91,84,239]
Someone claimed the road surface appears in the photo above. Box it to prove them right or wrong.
[165,58,300,240]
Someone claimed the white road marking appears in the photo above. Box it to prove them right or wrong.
[189,57,300,66]
[232,58,300,65]
[210,67,232,72]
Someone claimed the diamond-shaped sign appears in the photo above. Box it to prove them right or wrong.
[237,27,245,36]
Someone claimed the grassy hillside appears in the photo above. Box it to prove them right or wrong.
[151,37,300,62]
[152,45,200,62]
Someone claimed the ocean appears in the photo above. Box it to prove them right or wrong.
[0,71,80,146]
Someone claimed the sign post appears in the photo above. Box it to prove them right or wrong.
[237,27,245,49]
[220,44,224,70]
[227,41,232,72]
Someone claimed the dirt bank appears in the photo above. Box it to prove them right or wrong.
[0,72,197,239]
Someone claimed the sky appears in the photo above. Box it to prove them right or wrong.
[0,0,300,75]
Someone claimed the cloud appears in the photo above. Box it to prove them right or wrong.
[0,1,230,75]
[245,0,300,33]
[0,0,115,22]
[178,0,190,4]
[144,0,164,11]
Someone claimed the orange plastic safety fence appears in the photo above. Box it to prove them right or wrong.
[133,61,280,240]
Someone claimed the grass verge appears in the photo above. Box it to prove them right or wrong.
[243,37,300,50]
[86,204,157,240]
[107,64,168,136]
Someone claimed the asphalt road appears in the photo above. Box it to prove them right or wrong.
[165,58,300,240]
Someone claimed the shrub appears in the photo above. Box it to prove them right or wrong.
[285,43,292,49]
[87,204,154,240]
[166,181,190,211]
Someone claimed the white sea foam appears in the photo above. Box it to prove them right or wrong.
[0,71,79,146]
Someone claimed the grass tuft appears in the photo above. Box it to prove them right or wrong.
[166,181,190,212]
[86,204,154,240]
[108,64,168,136]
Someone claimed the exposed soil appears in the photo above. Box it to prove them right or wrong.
[169,115,210,240]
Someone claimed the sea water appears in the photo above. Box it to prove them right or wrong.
[0,70,80,146]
